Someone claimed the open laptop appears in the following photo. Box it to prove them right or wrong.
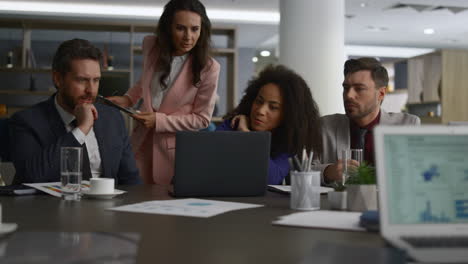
[172,131,271,197]
[374,125,468,263]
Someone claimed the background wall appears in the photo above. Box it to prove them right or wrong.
[0,28,256,117]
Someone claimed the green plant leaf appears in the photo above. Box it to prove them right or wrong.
[345,161,376,185]
[331,181,346,191]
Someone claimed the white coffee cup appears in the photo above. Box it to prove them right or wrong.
[89,178,115,194]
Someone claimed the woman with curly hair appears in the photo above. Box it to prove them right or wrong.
[108,0,220,184]
[217,65,322,184]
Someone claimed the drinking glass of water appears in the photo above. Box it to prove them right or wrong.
[60,147,82,201]
[342,148,363,182]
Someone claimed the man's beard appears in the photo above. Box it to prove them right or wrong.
[61,90,95,112]
[345,99,378,120]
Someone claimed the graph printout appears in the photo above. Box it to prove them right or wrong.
[383,134,468,224]
[109,198,263,218]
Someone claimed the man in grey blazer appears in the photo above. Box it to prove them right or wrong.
[9,39,140,185]
[315,57,420,184]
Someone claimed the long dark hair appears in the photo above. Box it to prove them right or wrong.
[225,65,323,157]
[155,0,212,89]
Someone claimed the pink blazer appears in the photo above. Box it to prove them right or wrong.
[126,35,220,185]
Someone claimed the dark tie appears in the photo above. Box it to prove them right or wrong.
[356,128,368,151]
[70,120,92,181]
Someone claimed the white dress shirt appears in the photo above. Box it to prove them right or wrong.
[54,96,103,178]
[150,54,188,110]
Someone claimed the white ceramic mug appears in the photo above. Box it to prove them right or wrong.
[89,178,115,194]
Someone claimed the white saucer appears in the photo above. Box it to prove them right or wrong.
[81,189,126,199]
[0,223,18,235]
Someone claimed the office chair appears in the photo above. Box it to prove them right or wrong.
[0,118,17,185]
[0,118,10,161]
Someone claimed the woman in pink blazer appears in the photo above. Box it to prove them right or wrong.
[108,0,220,185]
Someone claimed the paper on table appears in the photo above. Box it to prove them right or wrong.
[24,181,89,197]
[23,181,124,197]
[268,185,333,194]
[108,198,263,218]
[273,210,365,232]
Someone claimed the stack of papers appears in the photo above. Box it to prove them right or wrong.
[273,210,365,232]
[23,181,91,197]
[109,198,263,218]
[23,181,125,198]
[268,185,333,194]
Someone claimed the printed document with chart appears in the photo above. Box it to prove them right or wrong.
[109,198,263,218]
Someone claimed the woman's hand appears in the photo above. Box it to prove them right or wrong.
[231,115,250,132]
[132,112,156,129]
[106,95,132,108]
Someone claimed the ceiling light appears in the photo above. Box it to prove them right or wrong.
[0,1,280,24]
[0,1,162,18]
[360,2,368,8]
[208,9,279,24]
[366,26,389,32]
[444,38,459,43]
[424,28,435,34]
[346,45,434,58]
[252,57,258,63]
[260,50,271,57]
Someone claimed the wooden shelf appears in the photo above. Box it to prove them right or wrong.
[132,46,143,55]
[0,90,54,96]
[132,47,236,56]
[102,69,131,74]
[213,48,236,55]
[406,101,440,106]
[407,50,468,123]
[420,116,442,124]
[386,88,408,94]
[0,67,51,73]
[0,18,131,32]
[131,25,155,33]
[1,19,237,128]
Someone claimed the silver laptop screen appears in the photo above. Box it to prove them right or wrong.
[384,134,468,225]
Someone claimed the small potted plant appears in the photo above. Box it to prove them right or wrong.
[328,181,347,210]
[345,162,378,212]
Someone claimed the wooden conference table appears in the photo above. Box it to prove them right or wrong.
[1,185,386,263]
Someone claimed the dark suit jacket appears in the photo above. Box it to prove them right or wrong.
[9,96,140,185]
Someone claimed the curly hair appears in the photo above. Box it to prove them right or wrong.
[155,0,212,89]
[225,65,323,158]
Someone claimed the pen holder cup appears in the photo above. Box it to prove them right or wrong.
[290,171,321,210]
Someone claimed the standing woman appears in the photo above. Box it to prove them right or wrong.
[108,0,220,184]
[217,65,322,185]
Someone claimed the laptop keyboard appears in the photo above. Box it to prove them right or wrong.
[402,236,468,248]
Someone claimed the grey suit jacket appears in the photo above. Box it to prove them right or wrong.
[313,110,420,182]
[9,96,141,185]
